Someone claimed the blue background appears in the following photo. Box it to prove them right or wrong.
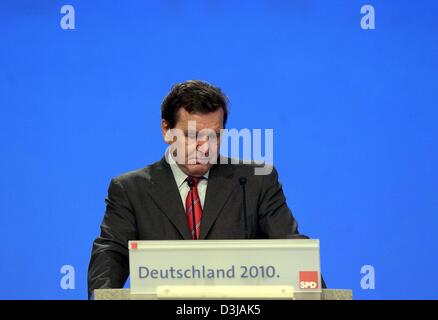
[1,0,437,299]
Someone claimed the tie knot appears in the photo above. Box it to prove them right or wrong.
[187,176,202,188]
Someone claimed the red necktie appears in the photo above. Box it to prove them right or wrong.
[185,177,203,240]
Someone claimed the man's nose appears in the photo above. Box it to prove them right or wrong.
[196,139,210,151]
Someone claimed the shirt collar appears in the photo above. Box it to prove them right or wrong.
[166,151,209,188]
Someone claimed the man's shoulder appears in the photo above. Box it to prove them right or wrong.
[112,158,165,185]
[217,157,276,178]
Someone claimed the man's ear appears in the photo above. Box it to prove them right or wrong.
[161,119,171,144]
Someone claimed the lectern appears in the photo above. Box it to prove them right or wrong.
[93,239,352,300]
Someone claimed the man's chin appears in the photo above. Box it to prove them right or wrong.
[180,163,212,177]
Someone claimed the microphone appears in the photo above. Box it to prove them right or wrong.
[186,177,197,240]
[239,177,248,239]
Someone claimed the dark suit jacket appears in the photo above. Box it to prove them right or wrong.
[88,157,312,298]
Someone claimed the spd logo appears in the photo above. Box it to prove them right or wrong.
[299,271,319,289]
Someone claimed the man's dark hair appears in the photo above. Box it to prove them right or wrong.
[161,80,229,128]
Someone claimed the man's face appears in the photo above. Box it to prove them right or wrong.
[161,108,224,177]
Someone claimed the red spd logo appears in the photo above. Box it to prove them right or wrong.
[299,271,319,289]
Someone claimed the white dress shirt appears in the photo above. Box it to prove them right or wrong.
[167,152,209,210]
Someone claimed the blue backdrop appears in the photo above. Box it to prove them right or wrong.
[1,0,437,299]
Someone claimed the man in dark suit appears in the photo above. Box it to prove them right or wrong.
[87,80,312,298]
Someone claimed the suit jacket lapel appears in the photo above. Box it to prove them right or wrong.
[199,161,235,239]
[145,157,192,240]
